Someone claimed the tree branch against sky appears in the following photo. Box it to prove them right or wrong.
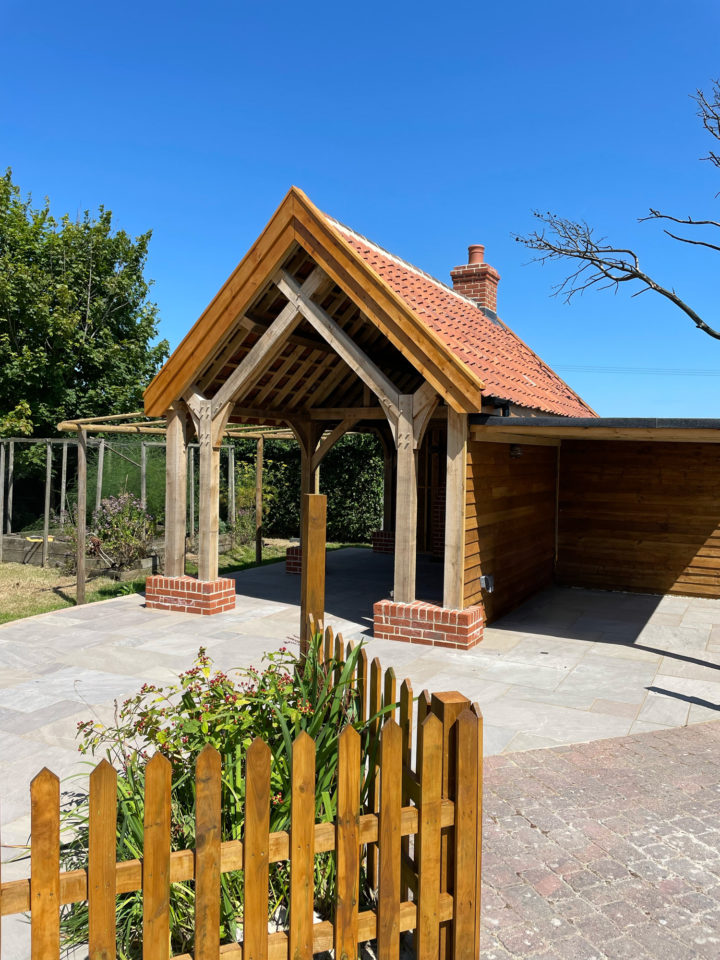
[514,79,720,341]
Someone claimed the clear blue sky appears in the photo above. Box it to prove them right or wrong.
[3,0,719,416]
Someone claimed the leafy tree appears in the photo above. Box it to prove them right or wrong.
[514,80,720,340]
[0,169,168,436]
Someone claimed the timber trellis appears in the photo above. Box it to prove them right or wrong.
[0,632,483,960]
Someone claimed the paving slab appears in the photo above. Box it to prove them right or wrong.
[1,551,720,956]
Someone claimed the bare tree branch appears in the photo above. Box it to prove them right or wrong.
[694,79,720,170]
[514,80,720,341]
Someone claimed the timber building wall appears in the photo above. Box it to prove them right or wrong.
[556,440,720,598]
[464,441,557,622]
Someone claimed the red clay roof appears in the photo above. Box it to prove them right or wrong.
[328,219,595,418]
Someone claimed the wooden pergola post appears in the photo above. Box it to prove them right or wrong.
[164,405,189,578]
[443,409,468,609]
[255,436,263,563]
[188,446,195,541]
[76,429,87,605]
[42,441,52,568]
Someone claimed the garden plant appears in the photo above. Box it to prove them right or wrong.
[60,637,389,958]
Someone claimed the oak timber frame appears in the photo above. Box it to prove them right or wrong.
[147,188,479,609]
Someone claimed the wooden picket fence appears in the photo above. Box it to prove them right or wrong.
[0,627,483,960]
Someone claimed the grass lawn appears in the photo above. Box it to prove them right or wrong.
[0,563,146,625]
[0,542,370,625]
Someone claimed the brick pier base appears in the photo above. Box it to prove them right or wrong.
[371,530,395,555]
[286,545,302,574]
[145,575,236,615]
[373,599,484,649]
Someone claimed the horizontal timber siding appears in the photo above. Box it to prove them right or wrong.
[556,440,720,598]
[464,442,558,621]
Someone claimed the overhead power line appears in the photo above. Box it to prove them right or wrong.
[555,364,720,377]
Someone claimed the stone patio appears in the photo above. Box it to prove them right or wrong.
[0,546,719,956]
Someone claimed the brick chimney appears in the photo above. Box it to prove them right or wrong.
[450,245,500,314]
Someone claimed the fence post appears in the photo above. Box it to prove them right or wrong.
[143,753,172,957]
[0,442,5,563]
[59,440,68,528]
[95,438,105,513]
[6,439,13,534]
[140,441,147,510]
[228,444,236,529]
[430,691,471,960]
[300,493,326,656]
[88,760,117,957]
[452,710,480,960]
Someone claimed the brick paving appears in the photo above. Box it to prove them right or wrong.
[481,720,720,959]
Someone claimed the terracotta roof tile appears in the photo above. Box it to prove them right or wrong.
[328,219,595,418]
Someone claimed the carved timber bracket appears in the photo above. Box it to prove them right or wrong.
[185,387,232,450]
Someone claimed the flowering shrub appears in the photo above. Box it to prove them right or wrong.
[60,639,385,958]
[89,493,153,567]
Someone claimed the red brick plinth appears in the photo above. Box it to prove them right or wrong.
[371,530,395,555]
[286,545,302,574]
[373,599,484,649]
[145,575,236,615]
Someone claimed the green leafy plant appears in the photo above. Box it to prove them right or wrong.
[89,493,154,568]
[60,640,387,958]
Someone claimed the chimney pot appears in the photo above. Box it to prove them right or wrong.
[450,244,500,314]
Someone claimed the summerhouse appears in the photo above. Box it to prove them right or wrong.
[143,188,720,647]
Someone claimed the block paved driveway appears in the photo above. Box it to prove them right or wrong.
[481,720,720,959]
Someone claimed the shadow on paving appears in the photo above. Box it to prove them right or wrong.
[492,585,720,676]
[224,547,443,629]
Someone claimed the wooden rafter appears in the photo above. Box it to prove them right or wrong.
[276,269,401,422]
[210,268,325,418]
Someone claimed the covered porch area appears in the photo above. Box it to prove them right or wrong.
[143,188,484,646]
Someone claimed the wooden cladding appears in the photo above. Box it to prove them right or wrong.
[464,441,557,621]
[556,440,720,598]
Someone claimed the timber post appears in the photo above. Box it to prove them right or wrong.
[228,444,236,531]
[42,441,52,568]
[430,691,472,960]
[443,409,468,609]
[0,442,4,563]
[300,493,326,656]
[95,438,105,514]
[255,436,263,563]
[6,439,13,534]
[59,440,68,528]
[76,428,87,605]
[393,395,417,603]
[164,405,189,577]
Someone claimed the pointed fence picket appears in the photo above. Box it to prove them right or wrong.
[0,632,482,960]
